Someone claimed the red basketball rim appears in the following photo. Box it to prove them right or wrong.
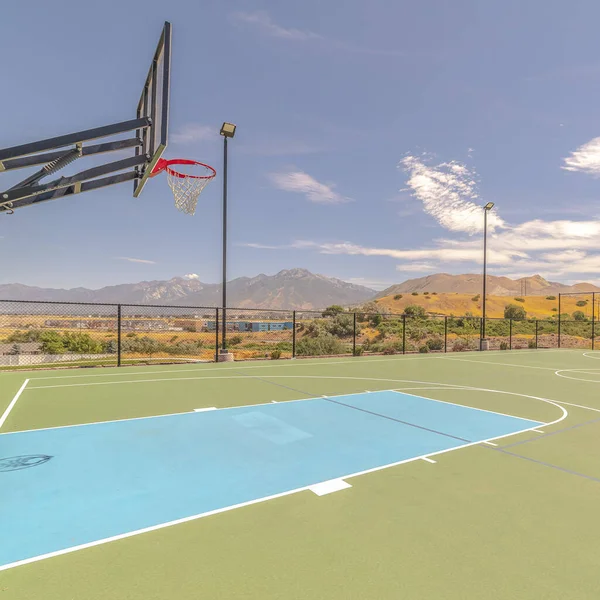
[151,158,216,180]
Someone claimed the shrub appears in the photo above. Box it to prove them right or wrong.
[270,349,282,360]
[382,345,396,355]
[5,329,42,343]
[452,341,467,352]
[546,296,556,300]
[576,300,587,307]
[295,335,345,356]
[551,308,557,312]
[432,292,438,295]
[426,337,444,351]
[228,335,243,346]
[425,295,431,300]
[472,294,480,301]
[500,341,509,350]
[327,314,354,337]
[514,297,525,303]
[504,304,527,320]
[322,305,345,317]
[404,304,426,318]
[411,292,419,296]
[394,294,403,300]
[419,345,429,353]
[424,291,430,295]
[528,339,537,349]
[353,345,364,356]
[573,311,586,321]
[126,332,137,338]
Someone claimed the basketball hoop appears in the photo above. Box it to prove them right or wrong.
[150,158,216,216]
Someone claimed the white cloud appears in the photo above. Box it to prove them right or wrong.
[232,11,321,41]
[116,257,156,264]
[396,263,437,272]
[400,155,505,234]
[269,171,351,204]
[184,273,200,279]
[562,137,600,175]
[171,124,216,145]
[231,11,408,57]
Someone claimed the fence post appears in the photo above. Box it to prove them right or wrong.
[558,295,561,348]
[509,319,513,350]
[292,311,297,358]
[444,316,447,352]
[593,293,596,351]
[535,319,538,349]
[353,312,357,356]
[215,308,220,362]
[402,314,406,354]
[117,304,122,367]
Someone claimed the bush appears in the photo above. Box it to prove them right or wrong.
[411,292,419,296]
[500,341,509,350]
[353,345,364,356]
[514,297,525,303]
[228,335,243,346]
[452,341,467,352]
[576,300,587,307]
[270,349,282,360]
[472,294,480,301]
[404,304,426,318]
[126,332,137,338]
[572,311,586,321]
[432,292,438,295]
[394,294,403,300]
[322,305,345,317]
[419,345,429,353]
[551,307,557,312]
[528,339,537,349]
[6,329,42,343]
[504,304,527,320]
[295,335,345,356]
[546,296,556,300]
[327,314,354,337]
[424,291,430,295]
[382,345,397,355]
[426,337,444,351]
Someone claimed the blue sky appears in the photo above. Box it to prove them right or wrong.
[3,0,600,290]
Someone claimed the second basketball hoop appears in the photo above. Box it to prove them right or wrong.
[150,158,216,216]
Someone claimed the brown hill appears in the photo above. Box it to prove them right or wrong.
[374,292,598,320]
[376,273,600,298]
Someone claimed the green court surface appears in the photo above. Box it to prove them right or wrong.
[2,349,600,599]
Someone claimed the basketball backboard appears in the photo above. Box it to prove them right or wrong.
[133,22,172,197]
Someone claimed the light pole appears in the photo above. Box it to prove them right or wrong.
[479,202,494,350]
[481,202,495,350]
[219,122,236,356]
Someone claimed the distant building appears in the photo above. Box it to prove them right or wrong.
[205,321,293,332]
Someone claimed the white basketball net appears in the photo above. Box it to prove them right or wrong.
[165,163,216,216]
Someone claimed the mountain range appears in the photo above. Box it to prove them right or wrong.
[1,271,598,310]
[0,269,375,310]
[376,273,600,298]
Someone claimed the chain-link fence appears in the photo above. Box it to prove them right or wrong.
[2,299,596,370]
[221,308,294,360]
[0,300,119,369]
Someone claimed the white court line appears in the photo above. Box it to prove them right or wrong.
[23,349,565,382]
[555,370,600,384]
[482,441,498,446]
[0,379,29,431]
[309,479,352,496]
[2,377,567,441]
[193,407,217,412]
[532,429,545,433]
[438,356,559,371]
[0,412,548,573]
[391,389,543,425]
[421,457,436,464]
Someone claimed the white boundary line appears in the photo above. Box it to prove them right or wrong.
[438,356,558,371]
[421,457,436,464]
[20,348,569,382]
[0,407,551,573]
[1,376,564,436]
[555,369,600,384]
[0,379,29,431]
[390,389,543,424]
